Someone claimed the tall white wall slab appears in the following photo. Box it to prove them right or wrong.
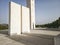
[9,2,21,35]
[26,0,35,30]
[9,1,30,35]
[22,6,30,33]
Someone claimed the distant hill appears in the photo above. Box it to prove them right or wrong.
[36,17,60,28]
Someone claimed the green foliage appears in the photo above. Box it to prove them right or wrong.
[0,24,8,30]
[36,17,60,28]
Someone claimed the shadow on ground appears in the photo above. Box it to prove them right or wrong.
[0,30,54,45]
[9,34,54,45]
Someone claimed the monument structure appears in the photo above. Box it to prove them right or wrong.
[9,0,35,35]
[26,0,35,29]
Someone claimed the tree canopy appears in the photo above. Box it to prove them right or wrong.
[36,17,60,28]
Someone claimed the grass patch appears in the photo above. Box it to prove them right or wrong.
[0,24,8,30]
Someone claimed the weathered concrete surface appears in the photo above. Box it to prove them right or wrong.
[10,34,54,45]
[31,30,60,36]
[0,34,25,45]
[0,30,54,45]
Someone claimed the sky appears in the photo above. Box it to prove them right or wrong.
[0,0,60,24]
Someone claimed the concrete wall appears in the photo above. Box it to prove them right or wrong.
[22,6,30,33]
[9,2,21,35]
[54,35,60,45]
[30,0,35,29]
[26,0,35,29]
[9,1,30,35]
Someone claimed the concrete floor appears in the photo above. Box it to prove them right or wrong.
[0,30,55,45]
[31,30,60,36]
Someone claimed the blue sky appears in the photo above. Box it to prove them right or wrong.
[0,0,60,24]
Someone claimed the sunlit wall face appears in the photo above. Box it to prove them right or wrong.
[35,0,60,25]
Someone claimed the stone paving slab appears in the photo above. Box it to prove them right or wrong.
[0,34,25,45]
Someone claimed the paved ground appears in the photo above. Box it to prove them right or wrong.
[0,30,55,45]
[31,30,60,36]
